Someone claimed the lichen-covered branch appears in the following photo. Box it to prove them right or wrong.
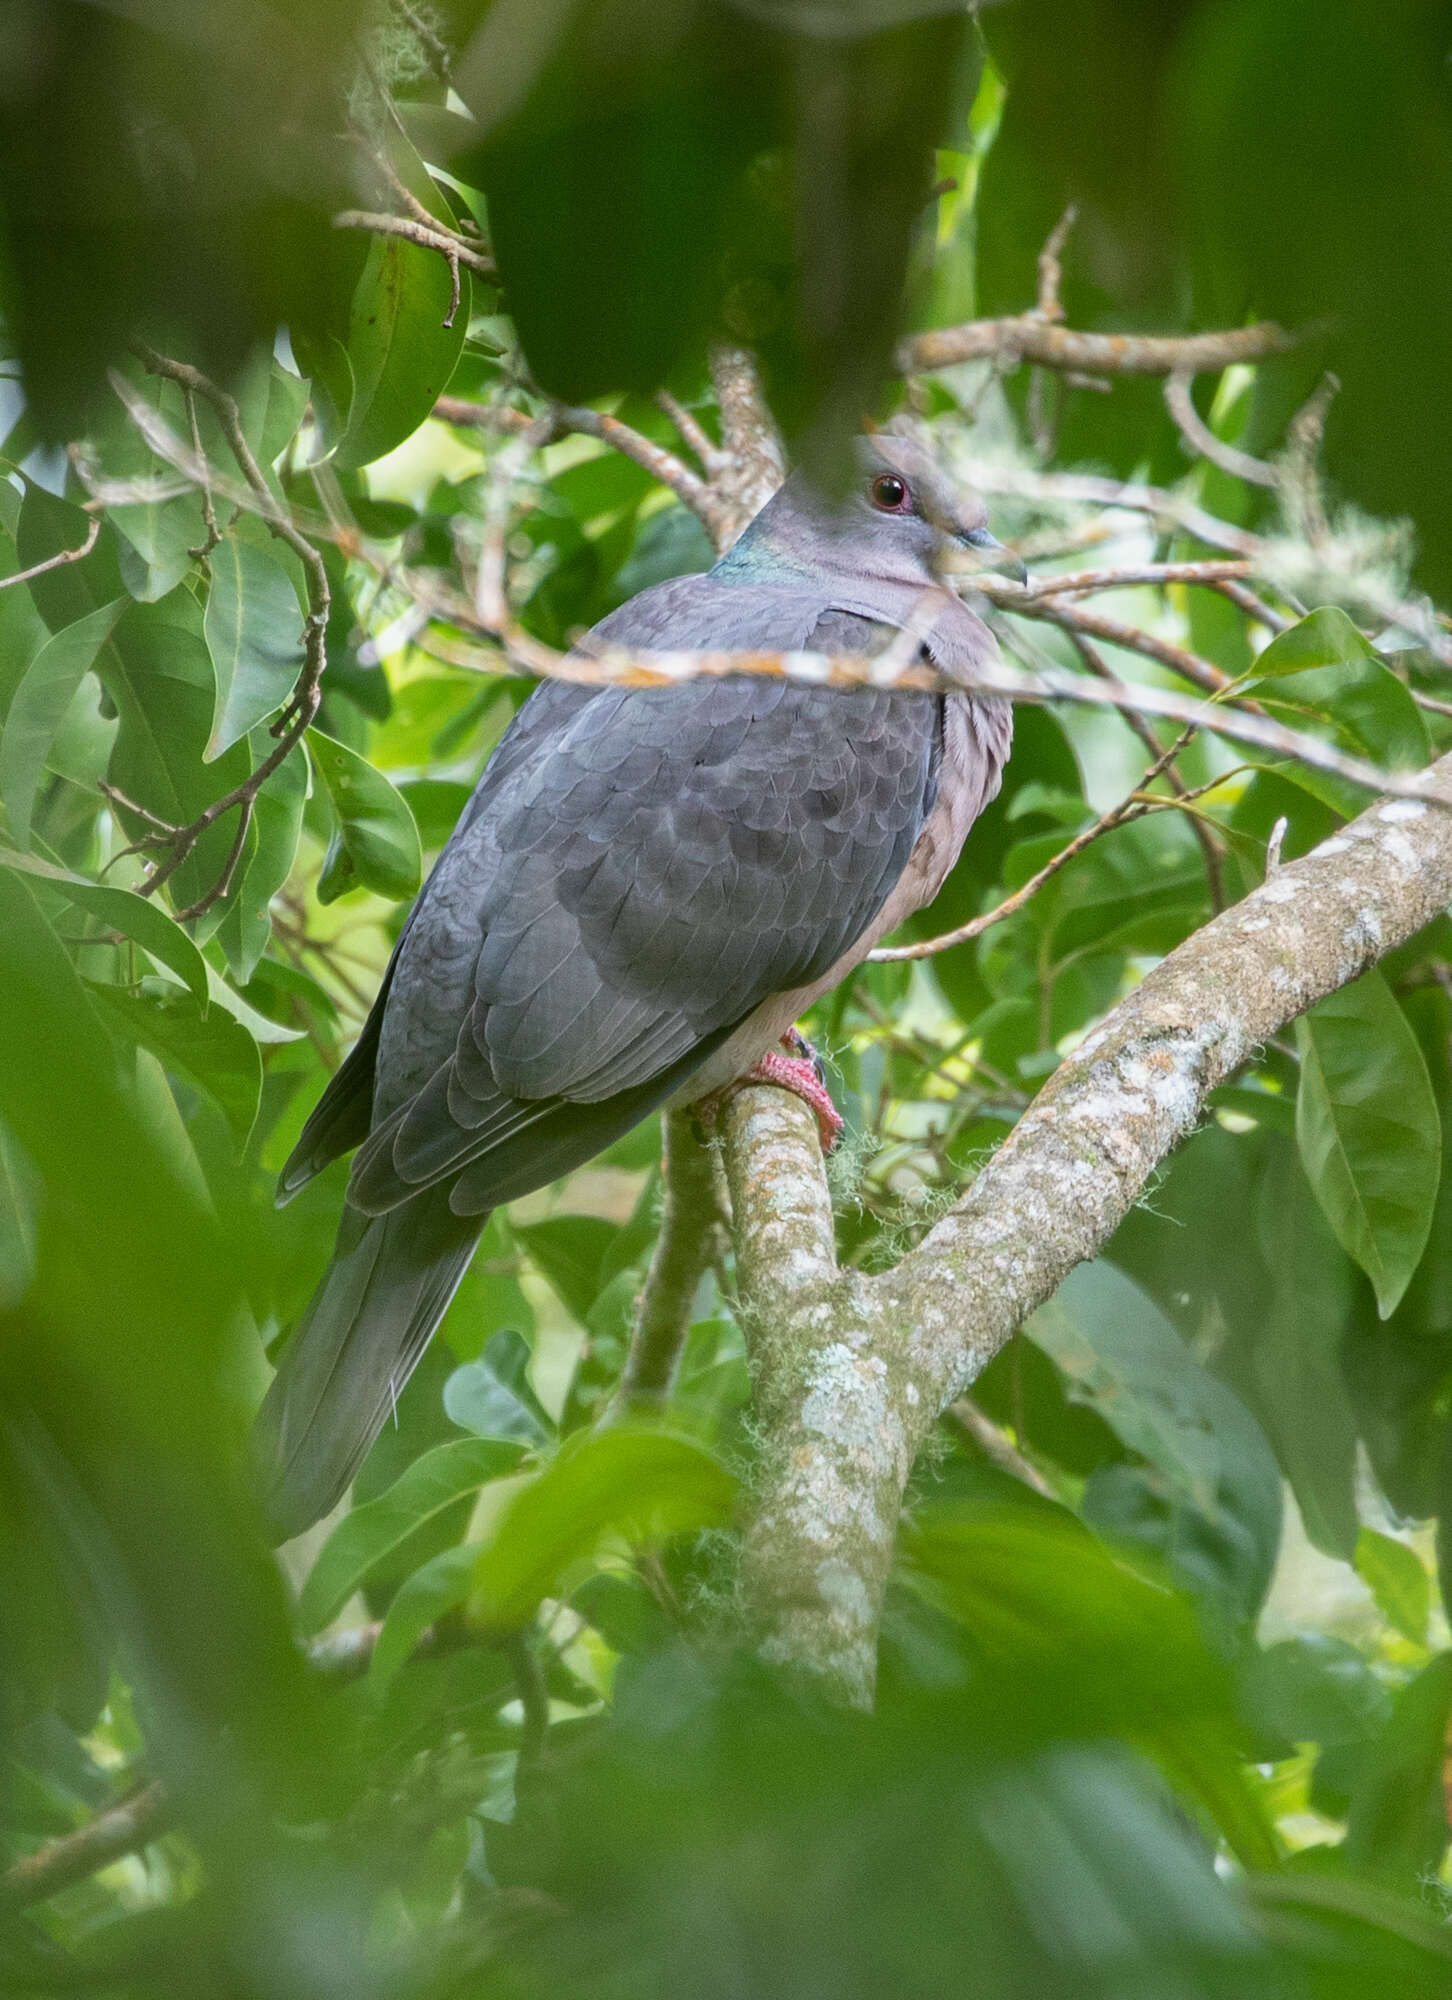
[721,1086,905,1708]
[722,754,1452,1698]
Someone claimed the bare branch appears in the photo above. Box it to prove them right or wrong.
[993,558,1254,600]
[615,1109,724,1408]
[1034,205,1078,322]
[707,342,785,549]
[946,1398,1056,1498]
[1164,373,1279,489]
[871,730,1196,963]
[728,751,1452,1694]
[971,465,1265,559]
[900,315,1303,381]
[434,394,726,541]
[992,589,1233,693]
[333,210,493,327]
[655,389,729,476]
[0,1779,168,1911]
[0,511,101,591]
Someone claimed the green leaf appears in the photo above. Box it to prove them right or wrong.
[1355,1528,1431,1647]
[98,597,256,933]
[1249,607,1431,771]
[0,599,125,847]
[367,1545,479,1698]
[312,136,468,471]
[444,1329,555,1447]
[0,1115,40,1310]
[213,728,307,984]
[1026,1262,1279,1522]
[203,533,305,760]
[1295,971,1441,1317]
[14,482,125,630]
[470,1428,736,1631]
[1239,1635,1392,1755]
[111,492,205,603]
[0,850,209,1008]
[88,984,262,1146]
[308,728,421,904]
[1249,1873,1452,1997]
[513,1214,617,1325]
[299,1437,524,1636]
[1249,1141,1360,1558]
[1345,1652,1452,1885]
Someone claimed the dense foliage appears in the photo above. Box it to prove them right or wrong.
[4,5,1452,1996]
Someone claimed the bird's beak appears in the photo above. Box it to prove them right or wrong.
[956,524,1028,586]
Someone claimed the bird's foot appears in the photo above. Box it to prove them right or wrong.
[694,1029,843,1152]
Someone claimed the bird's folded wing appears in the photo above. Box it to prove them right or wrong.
[346,621,941,1217]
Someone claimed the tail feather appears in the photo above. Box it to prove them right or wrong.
[254,1189,483,1543]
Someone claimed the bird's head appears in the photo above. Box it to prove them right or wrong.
[746,434,1025,591]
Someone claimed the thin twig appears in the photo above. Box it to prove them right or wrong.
[1000,592,1233,694]
[435,394,724,539]
[1065,629,1229,913]
[0,512,101,591]
[182,384,222,560]
[947,1398,1056,1497]
[1034,205,1078,322]
[1164,373,1279,489]
[655,389,728,475]
[389,0,452,79]
[983,559,1253,601]
[970,465,1265,559]
[871,730,1196,962]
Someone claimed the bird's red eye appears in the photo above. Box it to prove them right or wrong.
[870,472,910,512]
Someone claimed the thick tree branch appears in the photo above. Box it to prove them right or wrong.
[725,753,1452,1697]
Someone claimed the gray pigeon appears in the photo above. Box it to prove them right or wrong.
[257,436,1015,1539]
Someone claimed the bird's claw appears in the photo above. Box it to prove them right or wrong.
[694,1031,843,1152]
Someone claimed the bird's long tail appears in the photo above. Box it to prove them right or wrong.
[254,1188,483,1543]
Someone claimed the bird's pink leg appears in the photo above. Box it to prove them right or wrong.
[694,1028,843,1151]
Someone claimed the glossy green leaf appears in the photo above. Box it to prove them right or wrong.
[308,727,421,904]
[1026,1261,1281,1525]
[1295,972,1441,1317]
[88,984,262,1147]
[470,1428,736,1631]
[1249,1142,1359,1558]
[299,1436,525,1636]
[1354,1529,1430,1648]
[111,491,205,603]
[98,597,255,932]
[0,849,208,1008]
[367,1545,479,1699]
[203,533,305,759]
[213,730,307,985]
[444,1329,555,1447]
[513,1214,617,1325]
[322,138,467,471]
[0,599,124,847]
[1250,607,1431,771]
